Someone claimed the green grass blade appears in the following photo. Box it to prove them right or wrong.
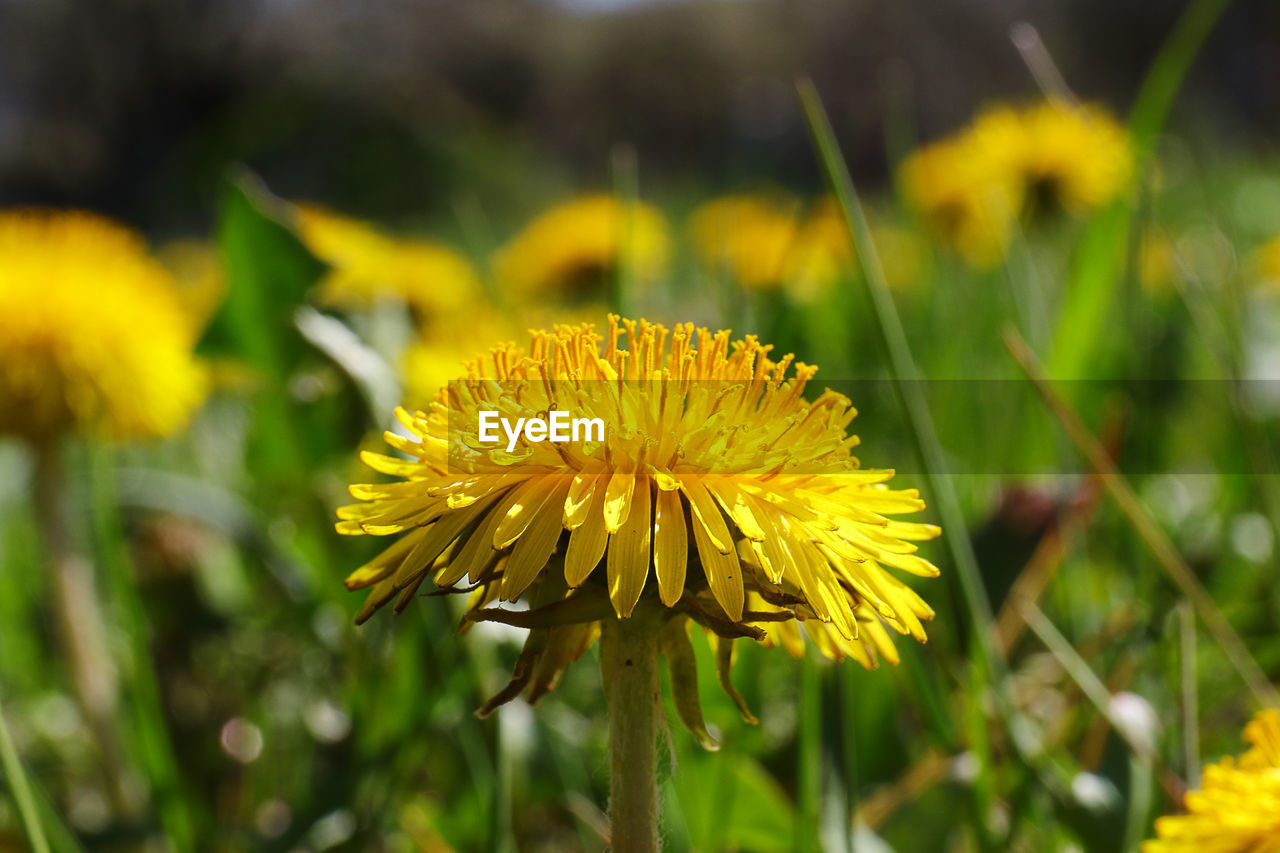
[797,79,1046,846]
[1047,0,1232,380]
[1178,602,1200,787]
[213,169,342,596]
[88,448,199,849]
[1006,329,1280,709]
[1016,600,1158,766]
[838,666,860,853]
[1016,601,1165,852]
[797,652,822,853]
[795,76,1005,686]
[0,692,51,853]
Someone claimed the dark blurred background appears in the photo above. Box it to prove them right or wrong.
[1,0,1276,236]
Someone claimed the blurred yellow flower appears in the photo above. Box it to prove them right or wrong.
[295,204,480,319]
[1255,233,1280,291]
[899,135,1017,269]
[1144,709,1280,852]
[902,99,1131,267]
[338,316,939,719]
[971,99,1132,218]
[0,209,207,442]
[493,195,670,300]
[690,194,801,290]
[400,313,514,411]
[783,199,928,301]
[780,198,846,299]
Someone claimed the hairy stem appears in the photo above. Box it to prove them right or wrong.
[600,613,661,853]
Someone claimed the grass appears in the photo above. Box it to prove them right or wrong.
[0,693,50,853]
[4,4,1280,849]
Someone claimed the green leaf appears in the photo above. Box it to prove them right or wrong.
[1047,0,1232,381]
[205,167,326,374]
[670,750,801,853]
[207,168,341,596]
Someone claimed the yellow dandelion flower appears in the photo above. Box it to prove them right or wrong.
[1017,99,1132,214]
[780,198,850,301]
[968,99,1132,219]
[1144,709,1280,852]
[1254,233,1280,291]
[493,195,670,300]
[0,209,208,442]
[294,204,480,319]
[899,135,1017,269]
[690,194,801,290]
[337,315,940,721]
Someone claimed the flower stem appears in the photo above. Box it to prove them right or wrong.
[600,613,661,853]
[32,441,138,817]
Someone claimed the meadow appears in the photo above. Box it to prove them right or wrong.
[4,2,1280,851]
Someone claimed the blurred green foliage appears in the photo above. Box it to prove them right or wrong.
[5,4,1280,850]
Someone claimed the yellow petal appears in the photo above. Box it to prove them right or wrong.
[606,475,651,617]
[692,509,744,621]
[437,486,521,587]
[796,538,856,640]
[393,572,429,613]
[709,482,766,541]
[383,430,424,457]
[356,577,398,624]
[602,470,637,533]
[565,483,609,587]
[681,478,732,553]
[651,469,681,491]
[653,486,688,607]
[877,550,942,578]
[348,480,434,501]
[392,492,503,588]
[501,479,571,601]
[852,488,925,513]
[344,527,430,590]
[493,476,561,549]
[882,520,942,541]
[860,613,900,665]
[564,472,601,530]
[359,450,426,478]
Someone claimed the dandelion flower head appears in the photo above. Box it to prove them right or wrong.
[969,99,1132,218]
[899,135,1018,269]
[295,204,481,319]
[0,209,208,442]
[493,196,670,300]
[338,316,940,718]
[1255,232,1280,291]
[690,194,801,291]
[1144,709,1280,852]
